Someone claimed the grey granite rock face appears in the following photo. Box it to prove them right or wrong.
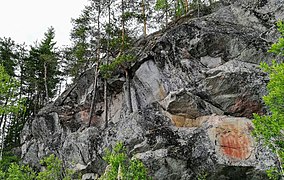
[21,0,282,179]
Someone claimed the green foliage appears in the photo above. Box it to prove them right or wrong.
[0,154,74,180]
[0,37,17,77]
[269,21,284,56]
[254,61,284,141]
[253,61,284,179]
[100,54,135,79]
[253,21,284,179]
[36,154,75,180]
[0,49,27,156]
[67,6,94,77]
[37,154,63,180]
[0,65,23,115]
[266,167,279,180]
[122,11,139,22]
[38,154,74,180]
[197,171,208,180]
[127,158,149,180]
[100,142,127,180]
[0,64,26,153]
[0,153,20,174]
[99,142,151,180]
[23,27,60,110]
[176,0,186,17]
[155,0,169,11]
[4,102,27,151]
[0,154,35,180]
[6,163,36,180]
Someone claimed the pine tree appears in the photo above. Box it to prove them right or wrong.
[104,0,112,128]
[69,7,92,77]
[88,0,102,127]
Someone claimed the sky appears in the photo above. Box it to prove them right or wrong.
[0,0,88,46]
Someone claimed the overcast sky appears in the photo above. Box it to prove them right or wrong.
[0,0,88,46]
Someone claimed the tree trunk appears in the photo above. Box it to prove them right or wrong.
[0,98,9,126]
[0,112,6,159]
[34,83,38,115]
[165,0,168,27]
[104,0,111,129]
[121,0,133,113]
[88,66,99,127]
[121,0,125,50]
[88,0,101,127]
[142,0,147,36]
[175,0,178,19]
[0,114,7,160]
[44,61,49,103]
[125,70,133,113]
[103,80,108,128]
[197,0,200,18]
[184,0,189,13]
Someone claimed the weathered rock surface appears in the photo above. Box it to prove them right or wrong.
[21,0,282,179]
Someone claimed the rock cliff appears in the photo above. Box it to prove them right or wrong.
[21,0,284,179]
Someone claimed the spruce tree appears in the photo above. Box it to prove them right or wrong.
[24,27,60,111]
[0,38,17,77]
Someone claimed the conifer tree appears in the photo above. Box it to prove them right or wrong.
[0,38,17,77]
[69,7,92,77]
[103,0,112,128]
[24,27,60,112]
[88,0,102,127]
[155,0,170,27]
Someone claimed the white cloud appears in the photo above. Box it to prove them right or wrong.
[0,0,88,46]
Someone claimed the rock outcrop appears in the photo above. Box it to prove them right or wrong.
[21,0,283,179]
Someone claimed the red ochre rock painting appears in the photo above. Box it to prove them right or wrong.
[217,123,252,160]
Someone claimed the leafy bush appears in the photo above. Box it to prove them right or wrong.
[0,153,20,174]
[37,154,74,180]
[6,163,36,180]
[253,21,284,179]
[0,154,74,180]
[99,142,151,180]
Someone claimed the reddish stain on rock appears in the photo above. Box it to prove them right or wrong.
[229,97,264,118]
[79,110,97,126]
[217,124,252,160]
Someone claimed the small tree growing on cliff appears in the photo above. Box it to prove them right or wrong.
[99,142,150,180]
[100,0,137,115]
[0,154,74,179]
[253,21,284,179]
